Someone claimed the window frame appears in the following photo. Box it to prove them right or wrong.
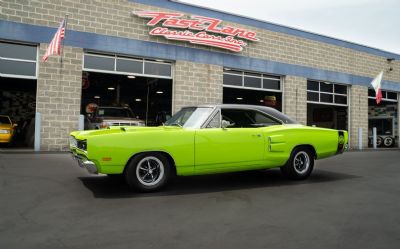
[306,80,348,107]
[82,52,173,79]
[223,68,282,92]
[368,88,398,103]
[0,41,38,79]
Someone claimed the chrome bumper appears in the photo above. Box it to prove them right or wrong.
[71,152,98,174]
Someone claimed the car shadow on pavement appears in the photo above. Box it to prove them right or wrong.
[78,169,360,198]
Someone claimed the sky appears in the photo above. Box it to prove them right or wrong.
[179,0,400,54]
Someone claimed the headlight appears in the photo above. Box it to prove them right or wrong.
[69,136,77,147]
[0,129,10,134]
[77,140,87,151]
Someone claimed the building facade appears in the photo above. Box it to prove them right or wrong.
[1,0,399,151]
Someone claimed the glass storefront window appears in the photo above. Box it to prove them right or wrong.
[0,42,37,79]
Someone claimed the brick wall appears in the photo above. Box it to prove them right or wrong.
[2,0,399,84]
[349,85,368,149]
[283,76,307,125]
[173,61,223,113]
[36,45,82,151]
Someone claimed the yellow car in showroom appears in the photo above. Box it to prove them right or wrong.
[0,115,17,144]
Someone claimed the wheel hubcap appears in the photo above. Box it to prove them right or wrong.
[136,156,164,186]
[293,151,310,174]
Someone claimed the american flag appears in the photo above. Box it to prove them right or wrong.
[41,19,66,62]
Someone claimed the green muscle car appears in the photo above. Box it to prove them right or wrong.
[70,104,348,192]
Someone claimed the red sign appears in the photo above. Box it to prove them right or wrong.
[135,11,259,52]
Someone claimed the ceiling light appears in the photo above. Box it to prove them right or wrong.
[236,97,243,100]
[156,91,163,94]
[94,96,100,99]
[259,99,264,102]
[108,87,115,90]
[127,75,136,79]
[135,98,142,102]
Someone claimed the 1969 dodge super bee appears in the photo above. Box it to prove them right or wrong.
[70,104,348,192]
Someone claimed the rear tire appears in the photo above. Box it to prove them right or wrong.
[124,153,171,192]
[281,147,314,180]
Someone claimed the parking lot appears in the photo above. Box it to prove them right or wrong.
[0,150,399,249]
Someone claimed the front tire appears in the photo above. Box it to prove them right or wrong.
[281,147,314,180]
[124,153,171,192]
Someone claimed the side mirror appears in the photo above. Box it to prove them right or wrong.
[221,120,234,129]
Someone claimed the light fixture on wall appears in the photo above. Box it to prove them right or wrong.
[387,58,395,63]
[94,96,100,99]
[386,58,395,73]
[156,91,164,94]
[107,87,115,90]
[135,98,142,102]
[236,97,243,100]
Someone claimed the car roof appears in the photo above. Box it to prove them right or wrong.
[183,104,276,112]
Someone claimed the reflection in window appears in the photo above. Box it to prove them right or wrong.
[0,42,37,60]
[144,62,171,77]
[223,74,242,86]
[84,55,115,71]
[0,60,36,76]
[116,59,143,74]
[206,111,221,128]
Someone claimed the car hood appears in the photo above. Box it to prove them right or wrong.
[71,126,181,140]
[0,124,12,129]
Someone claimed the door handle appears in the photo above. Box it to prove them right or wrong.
[252,134,262,138]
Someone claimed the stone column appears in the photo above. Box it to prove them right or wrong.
[283,76,307,125]
[36,45,83,151]
[173,61,223,113]
[349,85,368,149]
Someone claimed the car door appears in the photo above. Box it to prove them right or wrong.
[194,108,266,173]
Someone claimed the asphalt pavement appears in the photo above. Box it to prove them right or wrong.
[0,150,399,249]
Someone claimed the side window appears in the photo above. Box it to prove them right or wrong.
[221,109,281,128]
[253,111,281,127]
[206,111,221,128]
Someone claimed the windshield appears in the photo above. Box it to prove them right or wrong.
[165,107,213,128]
[0,116,11,125]
[97,108,134,118]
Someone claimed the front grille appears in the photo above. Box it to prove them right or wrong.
[77,140,87,151]
[337,131,345,154]
[110,122,139,126]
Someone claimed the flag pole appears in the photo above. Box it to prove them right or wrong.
[60,14,69,66]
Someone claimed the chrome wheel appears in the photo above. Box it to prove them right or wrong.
[136,156,164,186]
[293,151,310,174]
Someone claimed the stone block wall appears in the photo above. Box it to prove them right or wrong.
[349,85,369,149]
[36,45,82,151]
[173,61,223,113]
[2,0,399,84]
[283,76,307,125]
